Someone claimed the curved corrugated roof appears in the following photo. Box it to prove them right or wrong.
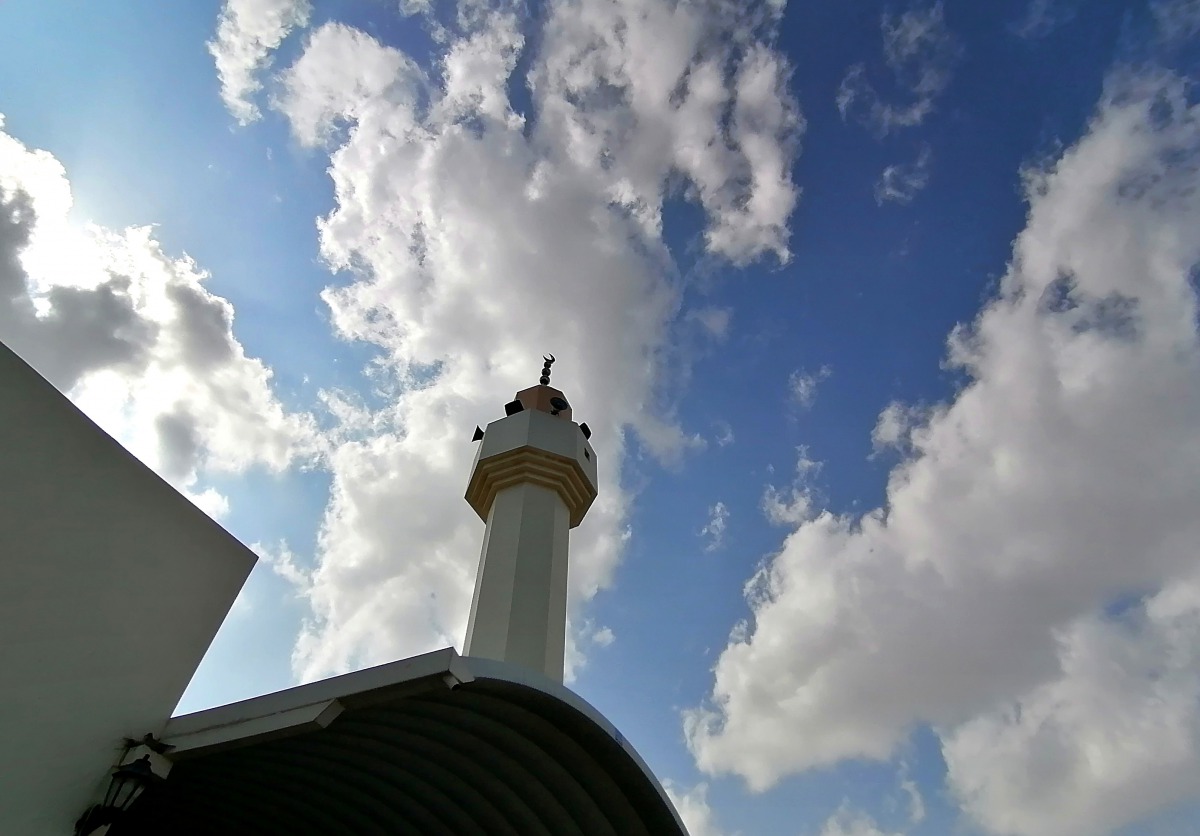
[112,651,688,836]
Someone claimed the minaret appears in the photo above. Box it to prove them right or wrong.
[463,355,598,682]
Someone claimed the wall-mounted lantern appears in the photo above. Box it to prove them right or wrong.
[74,754,163,835]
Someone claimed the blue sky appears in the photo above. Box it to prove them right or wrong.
[4,1,1200,834]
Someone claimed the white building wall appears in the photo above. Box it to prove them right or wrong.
[0,343,255,835]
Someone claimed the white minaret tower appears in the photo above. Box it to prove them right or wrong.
[463,355,598,682]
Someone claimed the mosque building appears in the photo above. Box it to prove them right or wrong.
[0,341,688,835]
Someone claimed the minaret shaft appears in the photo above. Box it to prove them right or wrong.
[464,482,570,681]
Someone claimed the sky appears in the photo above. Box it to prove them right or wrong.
[3,0,1200,834]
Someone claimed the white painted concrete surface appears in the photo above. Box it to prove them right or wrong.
[0,342,255,835]
[467,408,598,517]
[465,481,572,680]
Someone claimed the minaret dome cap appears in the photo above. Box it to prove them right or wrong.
[509,353,573,421]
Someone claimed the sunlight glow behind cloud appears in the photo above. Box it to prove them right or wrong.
[0,120,318,514]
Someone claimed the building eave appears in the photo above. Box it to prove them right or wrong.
[114,650,689,836]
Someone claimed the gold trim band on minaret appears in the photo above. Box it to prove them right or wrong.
[465,445,596,528]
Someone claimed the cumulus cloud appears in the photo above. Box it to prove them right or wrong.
[210,0,312,124]
[944,569,1200,836]
[870,401,928,454]
[686,68,1200,836]
[838,2,961,136]
[251,0,800,681]
[788,364,831,409]
[0,117,317,509]
[875,144,932,205]
[663,781,730,836]
[532,0,803,263]
[700,501,730,552]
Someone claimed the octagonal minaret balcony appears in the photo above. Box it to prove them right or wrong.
[463,356,597,682]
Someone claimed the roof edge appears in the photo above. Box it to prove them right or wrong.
[163,649,687,833]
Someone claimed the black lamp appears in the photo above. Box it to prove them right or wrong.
[74,754,162,835]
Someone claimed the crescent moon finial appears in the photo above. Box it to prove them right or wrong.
[540,353,555,385]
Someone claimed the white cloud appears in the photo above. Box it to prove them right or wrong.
[1153,0,1200,44]
[210,0,312,124]
[562,618,621,680]
[714,420,736,447]
[188,487,232,520]
[0,119,317,507]
[838,3,961,136]
[688,306,733,340]
[899,770,925,825]
[870,401,928,453]
[253,540,312,591]
[261,0,800,682]
[686,68,1200,836]
[700,502,730,552]
[819,807,902,836]
[532,0,803,263]
[277,22,423,147]
[875,144,932,205]
[591,625,615,648]
[944,569,1200,836]
[761,447,820,526]
[760,488,811,527]
[788,364,831,409]
[1010,0,1080,39]
[663,781,731,836]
